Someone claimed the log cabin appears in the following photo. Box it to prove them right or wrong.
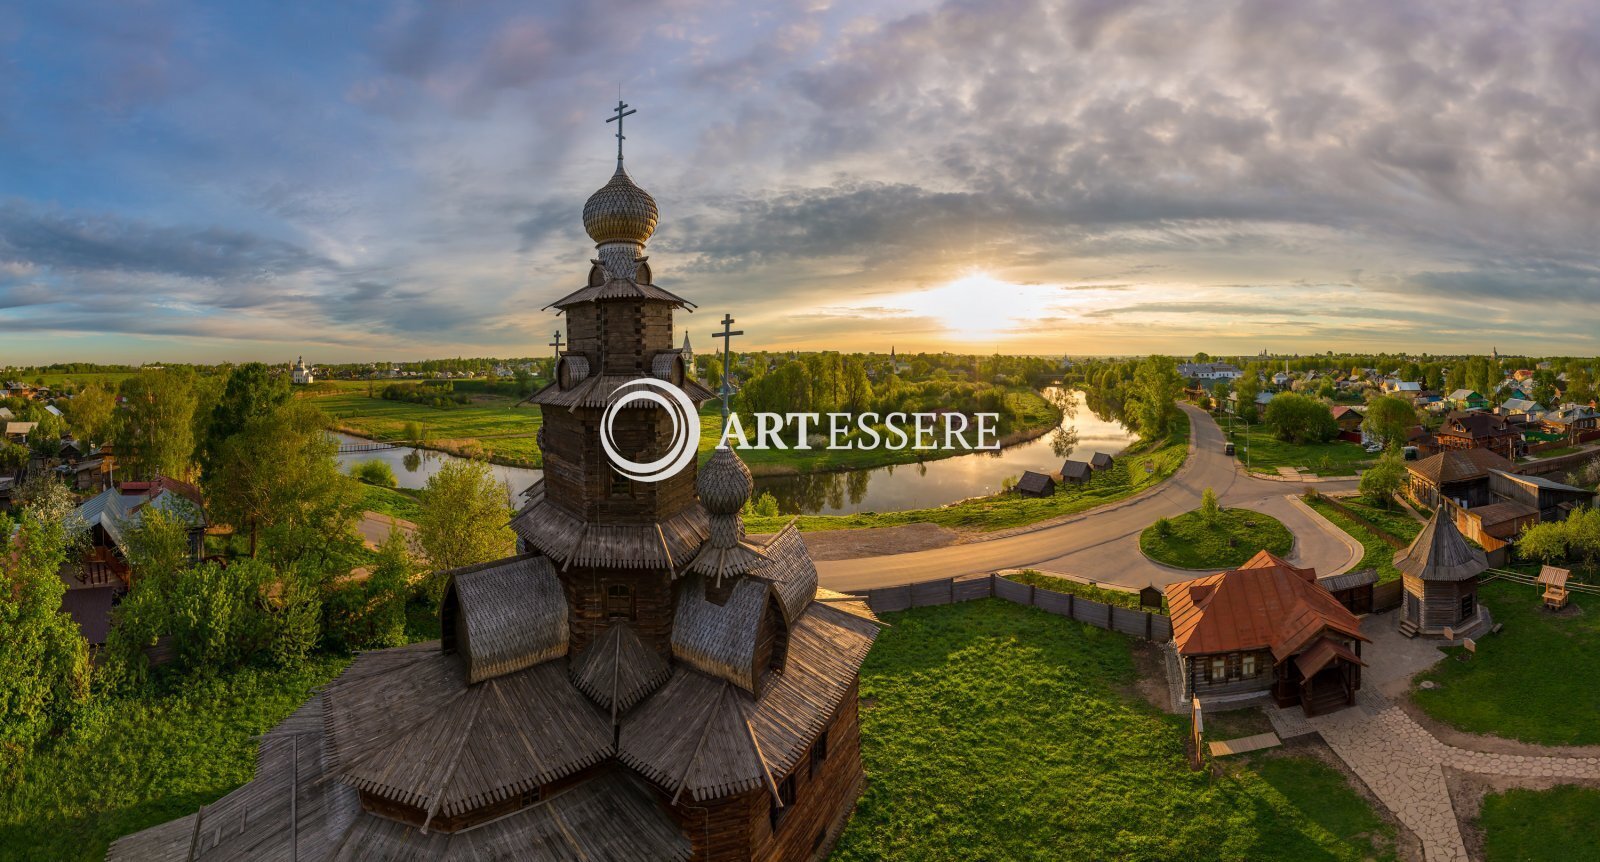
[109,118,882,862]
[1167,551,1369,716]
[1394,508,1491,639]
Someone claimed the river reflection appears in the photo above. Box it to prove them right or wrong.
[749,388,1136,515]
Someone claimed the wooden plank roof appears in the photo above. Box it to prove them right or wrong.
[568,621,671,723]
[747,521,818,625]
[1406,447,1516,485]
[528,373,716,410]
[511,484,711,571]
[670,574,770,692]
[1393,509,1487,583]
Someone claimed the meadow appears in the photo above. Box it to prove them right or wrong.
[1139,507,1294,569]
[833,599,1397,861]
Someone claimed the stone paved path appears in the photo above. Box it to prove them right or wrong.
[1274,689,1600,862]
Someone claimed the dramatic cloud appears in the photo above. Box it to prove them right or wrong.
[2,0,1599,362]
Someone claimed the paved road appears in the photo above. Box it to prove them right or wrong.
[815,403,1362,591]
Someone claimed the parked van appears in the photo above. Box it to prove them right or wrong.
[1224,442,1236,456]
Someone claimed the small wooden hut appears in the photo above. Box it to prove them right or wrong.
[1016,470,1057,497]
[1393,509,1489,638]
[1059,459,1092,484]
[1089,452,1115,471]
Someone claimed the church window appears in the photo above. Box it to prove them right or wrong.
[605,583,635,619]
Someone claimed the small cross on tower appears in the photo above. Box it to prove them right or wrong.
[606,98,636,165]
[711,313,743,433]
[548,330,564,359]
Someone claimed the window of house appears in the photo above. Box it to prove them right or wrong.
[610,471,632,497]
[1242,655,1256,677]
[1210,657,1225,682]
[1460,593,1475,622]
[605,583,634,619]
[1225,654,1242,679]
[809,730,829,778]
[770,773,797,832]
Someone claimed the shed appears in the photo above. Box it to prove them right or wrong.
[1015,470,1057,498]
[1317,568,1378,615]
[1138,584,1164,609]
[1089,452,1114,471]
[1059,460,1092,484]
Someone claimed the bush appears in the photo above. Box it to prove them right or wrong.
[350,459,397,487]
[167,560,271,675]
[1199,488,1220,527]
[1154,516,1172,537]
[1264,392,1339,444]
[743,491,780,518]
[324,531,414,652]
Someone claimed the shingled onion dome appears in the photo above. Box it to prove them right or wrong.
[582,164,659,248]
[688,445,766,586]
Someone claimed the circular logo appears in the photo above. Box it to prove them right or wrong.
[600,378,701,483]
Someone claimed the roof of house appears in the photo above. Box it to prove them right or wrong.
[1489,469,1594,495]
[1165,550,1367,660]
[1318,568,1379,593]
[1393,509,1487,582]
[1439,411,1519,439]
[5,421,37,436]
[1016,470,1056,494]
[1447,389,1483,401]
[1462,501,1538,529]
[1406,448,1516,486]
[1330,405,1364,420]
[1060,460,1092,480]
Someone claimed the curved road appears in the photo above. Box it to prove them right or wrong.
[815,403,1364,591]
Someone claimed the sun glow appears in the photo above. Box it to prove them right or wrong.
[881,272,1072,341]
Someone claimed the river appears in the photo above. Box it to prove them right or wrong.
[332,388,1135,516]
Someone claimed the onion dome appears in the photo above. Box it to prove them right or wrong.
[697,446,752,515]
[582,165,658,247]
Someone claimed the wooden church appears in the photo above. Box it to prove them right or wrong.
[110,105,882,862]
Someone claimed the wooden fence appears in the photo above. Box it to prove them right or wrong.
[849,573,1174,642]
[1373,580,1403,612]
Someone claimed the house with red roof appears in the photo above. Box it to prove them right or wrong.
[1166,550,1370,716]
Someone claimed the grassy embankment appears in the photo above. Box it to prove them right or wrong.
[834,599,1397,861]
[1478,785,1600,862]
[1222,419,1374,476]
[1413,580,1600,747]
[309,386,1061,478]
[1138,507,1294,569]
[1002,569,1164,613]
[745,412,1191,534]
[1302,496,1424,583]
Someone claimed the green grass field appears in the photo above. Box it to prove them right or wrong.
[1139,507,1294,569]
[1478,785,1600,862]
[834,599,1396,861]
[310,386,1061,478]
[1303,497,1422,584]
[0,658,350,862]
[744,412,1191,534]
[1223,421,1373,476]
[358,482,425,522]
[1413,580,1600,746]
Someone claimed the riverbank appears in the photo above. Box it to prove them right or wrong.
[311,385,1064,478]
[745,412,1190,535]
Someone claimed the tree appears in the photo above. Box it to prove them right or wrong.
[325,528,414,652]
[198,362,290,480]
[1362,396,1416,448]
[1199,487,1221,526]
[1126,356,1183,438]
[27,410,65,459]
[1235,375,1263,423]
[416,459,514,603]
[118,369,198,480]
[65,383,118,447]
[1359,449,1406,507]
[1263,392,1338,444]
[209,401,360,559]
[0,441,26,473]
[0,502,92,752]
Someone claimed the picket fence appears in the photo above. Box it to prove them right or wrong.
[848,573,1174,642]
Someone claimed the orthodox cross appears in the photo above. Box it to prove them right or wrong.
[712,313,743,432]
[548,330,564,359]
[606,99,636,164]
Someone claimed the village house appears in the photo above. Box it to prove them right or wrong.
[1541,405,1600,441]
[1404,448,1517,509]
[1089,452,1114,471]
[1488,470,1594,522]
[1058,460,1092,485]
[1167,551,1369,716]
[1446,389,1489,411]
[1435,411,1522,460]
[1176,361,1243,381]
[1497,397,1544,420]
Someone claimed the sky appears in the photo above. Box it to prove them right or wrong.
[2,0,1599,365]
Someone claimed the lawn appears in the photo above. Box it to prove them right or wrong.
[1223,421,1374,477]
[1003,569,1165,613]
[746,412,1190,534]
[1303,496,1422,584]
[311,386,1061,478]
[1413,580,1600,746]
[358,482,425,522]
[1478,785,1600,862]
[1139,507,1294,569]
[0,658,350,862]
[834,599,1396,861]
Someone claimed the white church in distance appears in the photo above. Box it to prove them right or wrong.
[291,356,316,385]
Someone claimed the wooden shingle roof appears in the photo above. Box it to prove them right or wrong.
[671,575,770,692]
[443,554,567,683]
[1393,509,1487,582]
[1015,470,1055,494]
[511,483,710,570]
[1406,448,1515,485]
[1060,460,1092,480]
[569,621,671,723]
[748,521,818,624]
[528,373,716,410]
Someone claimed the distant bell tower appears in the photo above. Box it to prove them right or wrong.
[520,101,716,657]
